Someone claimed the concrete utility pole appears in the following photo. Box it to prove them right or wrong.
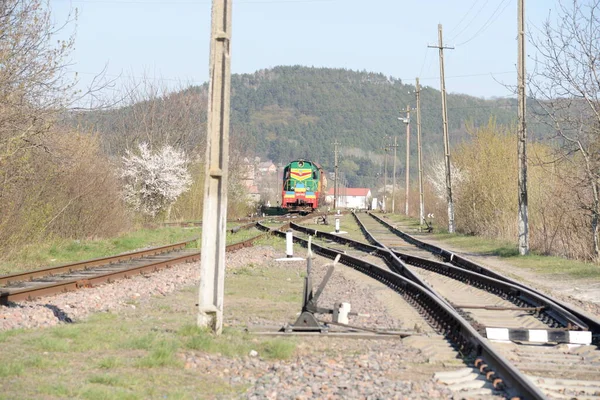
[333,140,340,209]
[404,106,411,216]
[429,24,455,233]
[390,137,399,213]
[382,143,389,212]
[415,78,425,226]
[517,0,529,255]
[198,0,232,335]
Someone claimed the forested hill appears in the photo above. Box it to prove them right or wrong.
[84,66,519,187]
[225,66,516,183]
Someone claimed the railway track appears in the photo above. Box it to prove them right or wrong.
[269,221,539,398]
[287,212,600,399]
[0,223,271,305]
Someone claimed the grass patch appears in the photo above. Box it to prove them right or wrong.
[136,340,180,368]
[430,231,599,280]
[431,232,518,256]
[261,339,296,359]
[0,362,24,377]
[231,262,266,276]
[37,383,73,397]
[299,215,367,243]
[511,254,599,279]
[0,224,269,276]
[79,386,140,400]
[382,213,422,228]
[88,374,124,386]
[0,227,200,275]
[179,325,296,360]
[97,356,120,369]
[252,234,285,250]
[120,333,159,350]
[25,335,72,352]
[0,329,21,343]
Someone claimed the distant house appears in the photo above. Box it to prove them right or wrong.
[325,188,372,209]
[247,185,261,204]
[257,161,277,174]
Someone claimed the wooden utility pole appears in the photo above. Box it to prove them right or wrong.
[415,78,425,226]
[390,137,399,213]
[429,24,455,233]
[198,0,232,335]
[404,105,411,216]
[333,140,340,209]
[517,0,529,255]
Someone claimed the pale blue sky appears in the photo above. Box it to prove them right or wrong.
[50,0,557,99]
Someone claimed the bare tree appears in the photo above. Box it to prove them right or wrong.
[82,76,208,156]
[0,0,77,163]
[530,0,600,260]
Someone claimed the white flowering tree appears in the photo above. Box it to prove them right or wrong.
[426,158,464,201]
[121,143,192,218]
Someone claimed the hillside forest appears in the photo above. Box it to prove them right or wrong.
[1,0,599,262]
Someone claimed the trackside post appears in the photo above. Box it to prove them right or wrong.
[198,0,232,335]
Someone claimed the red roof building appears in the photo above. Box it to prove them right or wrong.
[325,188,372,209]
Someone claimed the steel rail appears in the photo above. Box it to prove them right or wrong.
[1,252,201,303]
[368,212,600,335]
[264,223,545,399]
[288,221,448,306]
[0,231,270,305]
[389,249,585,330]
[291,217,588,331]
[163,214,294,227]
[0,238,199,286]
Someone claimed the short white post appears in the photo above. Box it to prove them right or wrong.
[335,217,340,233]
[333,302,351,324]
[286,229,294,258]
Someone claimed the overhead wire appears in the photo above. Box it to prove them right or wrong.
[448,0,493,43]
[456,0,513,46]
[446,0,484,39]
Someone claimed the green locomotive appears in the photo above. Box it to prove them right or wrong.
[281,160,327,211]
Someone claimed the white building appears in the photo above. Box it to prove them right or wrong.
[325,188,372,209]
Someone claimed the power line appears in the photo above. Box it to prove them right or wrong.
[447,0,485,38]
[456,0,513,46]
[448,0,493,42]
